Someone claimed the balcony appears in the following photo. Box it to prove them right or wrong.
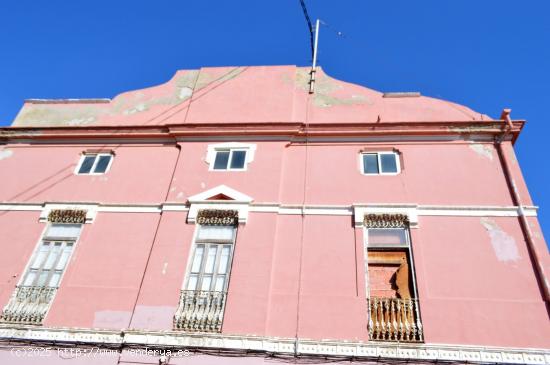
[0,286,57,325]
[173,290,227,332]
[368,297,423,342]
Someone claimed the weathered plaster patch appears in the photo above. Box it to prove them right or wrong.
[178,87,193,100]
[67,117,95,126]
[131,305,177,330]
[162,262,168,275]
[14,107,99,127]
[0,149,13,160]
[195,68,245,91]
[93,310,132,329]
[469,143,494,161]
[481,218,520,262]
[123,103,148,115]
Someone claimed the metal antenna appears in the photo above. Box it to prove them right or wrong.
[298,0,320,93]
[309,19,320,94]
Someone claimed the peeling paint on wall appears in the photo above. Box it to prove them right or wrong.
[0,149,13,160]
[480,218,520,262]
[93,310,132,329]
[469,143,494,161]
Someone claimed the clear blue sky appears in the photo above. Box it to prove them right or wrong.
[0,1,548,246]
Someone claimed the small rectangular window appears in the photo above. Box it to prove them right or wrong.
[211,150,248,171]
[76,153,113,175]
[361,152,400,175]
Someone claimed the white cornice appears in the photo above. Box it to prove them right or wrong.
[0,326,547,364]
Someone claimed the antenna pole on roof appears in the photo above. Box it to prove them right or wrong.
[309,19,320,94]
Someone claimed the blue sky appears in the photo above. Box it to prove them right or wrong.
[0,1,548,246]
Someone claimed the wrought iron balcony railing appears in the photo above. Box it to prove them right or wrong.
[0,286,57,325]
[368,297,423,342]
[173,290,227,332]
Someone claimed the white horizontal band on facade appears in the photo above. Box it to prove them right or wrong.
[0,326,548,364]
[0,203,538,219]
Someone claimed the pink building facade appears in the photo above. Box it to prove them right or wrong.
[0,65,548,364]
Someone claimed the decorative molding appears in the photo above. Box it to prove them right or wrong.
[47,209,87,224]
[0,326,548,364]
[39,203,98,223]
[187,185,253,224]
[0,202,539,220]
[354,205,419,228]
[364,213,409,228]
[196,210,238,226]
[187,185,253,204]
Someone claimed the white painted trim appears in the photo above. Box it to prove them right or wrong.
[186,185,254,224]
[360,151,401,175]
[0,202,538,219]
[205,142,257,171]
[0,326,547,364]
[187,185,253,204]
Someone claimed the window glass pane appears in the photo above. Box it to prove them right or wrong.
[46,224,81,238]
[363,154,379,174]
[214,276,225,291]
[55,246,73,270]
[229,150,246,169]
[204,246,217,274]
[191,245,204,273]
[187,274,198,290]
[380,153,398,173]
[48,272,61,287]
[368,229,407,246]
[197,226,234,241]
[37,271,49,287]
[23,271,37,286]
[78,155,96,174]
[213,151,230,170]
[31,245,50,269]
[93,155,111,173]
[218,246,230,274]
[43,243,61,270]
[201,275,212,291]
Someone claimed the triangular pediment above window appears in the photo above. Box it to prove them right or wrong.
[187,186,252,224]
[187,185,253,204]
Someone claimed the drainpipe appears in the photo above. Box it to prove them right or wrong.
[496,109,550,303]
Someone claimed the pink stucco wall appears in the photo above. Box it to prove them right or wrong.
[0,66,547,356]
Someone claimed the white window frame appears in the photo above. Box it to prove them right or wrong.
[211,149,248,171]
[75,153,114,175]
[19,223,82,289]
[206,143,256,172]
[360,151,401,175]
[183,225,237,292]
